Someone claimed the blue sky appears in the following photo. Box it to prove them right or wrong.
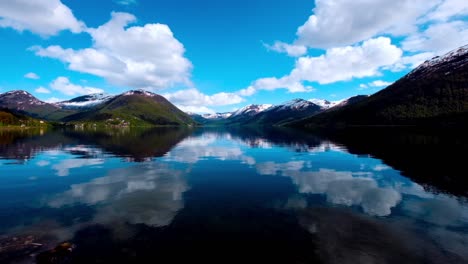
[0,0,467,113]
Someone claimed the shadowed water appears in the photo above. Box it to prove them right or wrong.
[0,127,467,264]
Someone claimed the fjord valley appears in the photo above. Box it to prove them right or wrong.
[1,1,468,264]
[0,44,467,264]
[1,45,467,130]
[195,45,468,129]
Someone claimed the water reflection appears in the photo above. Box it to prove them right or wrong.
[0,127,192,162]
[322,128,468,196]
[63,127,192,162]
[165,133,256,165]
[49,163,189,227]
[0,129,70,161]
[0,127,467,263]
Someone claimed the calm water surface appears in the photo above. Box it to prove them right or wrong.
[0,127,467,264]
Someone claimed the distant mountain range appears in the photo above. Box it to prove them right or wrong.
[190,96,367,126]
[0,44,466,128]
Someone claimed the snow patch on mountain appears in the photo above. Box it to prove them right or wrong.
[309,98,344,109]
[0,90,49,108]
[271,99,318,111]
[407,44,468,79]
[231,104,272,117]
[417,44,468,69]
[123,89,156,97]
[56,93,115,109]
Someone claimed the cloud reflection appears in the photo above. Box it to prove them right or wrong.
[52,158,104,176]
[256,160,402,216]
[48,163,189,227]
[166,134,256,165]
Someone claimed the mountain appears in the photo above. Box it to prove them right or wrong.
[220,104,272,125]
[188,113,209,124]
[63,90,195,126]
[187,112,234,125]
[242,99,322,126]
[0,89,195,127]
[291,44,468,128]
[308,99,343,109]
[55,93,115,109]
[230,104,272,117]
[328,95,368,109]
[251,99,322,126]
[189,96,367,127]
[0,90,75,120]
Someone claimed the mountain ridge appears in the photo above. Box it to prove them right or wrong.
[289,44,468,128]
[188,95,366,126]
[0,89,195,127]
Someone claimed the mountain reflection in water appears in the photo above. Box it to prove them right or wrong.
[0,127,467,264]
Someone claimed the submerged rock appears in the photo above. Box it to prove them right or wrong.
[36,242,74,264]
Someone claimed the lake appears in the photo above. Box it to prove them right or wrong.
[0,127,467,264]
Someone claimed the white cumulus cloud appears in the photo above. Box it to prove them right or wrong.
[49,77,104,96]
[35,86,51,94]
[45,97,63,103]
[265,41,307,57]
[358,80,394,90]
[163,88,244,113]
[32,12,192,90]
[114,0,137,6]
[295,0,434,49]
[0,0,84,37]
[24,72,40,79]
[268,0,467,74]
[177,105,216,114]
[242,37,402,96]
[290,37,402,84]
[424,0,468,22]
[369,80,393,87]
[401,20,468,54]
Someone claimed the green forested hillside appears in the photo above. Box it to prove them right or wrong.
[290,45,468,128]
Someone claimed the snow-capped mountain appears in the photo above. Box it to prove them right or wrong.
[247,99,322,126]
[187,96,368,121]
[230,104,272,117]
[55,93,115,109]
[0,90,51,110]
[269,99,319,111]
[192,97,363,123]
[407,44,468,80]
[57,90,164,110]
[309,98,344,109]
[0,90,70,121]
[122,89,158,97]
[291,43,468,128]
[332,95,368,109]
